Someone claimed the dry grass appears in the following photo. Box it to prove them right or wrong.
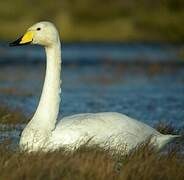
[0,105,27,124]
[0,105,184,179]
[0,142,183,180]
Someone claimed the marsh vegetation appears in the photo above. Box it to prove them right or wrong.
[0,105,183,180]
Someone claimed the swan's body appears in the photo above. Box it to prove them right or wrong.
[10,21,178,153]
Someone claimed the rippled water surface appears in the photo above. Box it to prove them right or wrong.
[0,43,184,144]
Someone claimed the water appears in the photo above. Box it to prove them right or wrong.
[0,43,184,144]
[0,42,183,64]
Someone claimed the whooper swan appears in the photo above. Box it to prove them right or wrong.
[10,21,179,153]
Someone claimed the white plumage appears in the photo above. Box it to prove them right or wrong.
[10,21,178,153]
[50,112,177,152]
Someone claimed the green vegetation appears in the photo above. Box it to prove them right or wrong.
[1,0,184,42]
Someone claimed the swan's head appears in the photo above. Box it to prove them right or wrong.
[10,21,59,47]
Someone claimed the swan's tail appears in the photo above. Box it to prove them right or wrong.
[153,134,181,150]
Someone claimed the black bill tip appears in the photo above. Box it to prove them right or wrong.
[9,36,23,47]
[9,36,32,47]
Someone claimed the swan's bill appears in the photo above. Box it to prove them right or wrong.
[9,31,33,46]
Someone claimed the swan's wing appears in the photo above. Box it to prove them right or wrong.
[50,112,160,150]
[59,112,159,137]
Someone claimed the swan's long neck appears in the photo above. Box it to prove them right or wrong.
[31,41,61,130]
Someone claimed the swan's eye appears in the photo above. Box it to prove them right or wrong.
[37,27,41,31]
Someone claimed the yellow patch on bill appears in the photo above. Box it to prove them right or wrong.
[20,31,34,44]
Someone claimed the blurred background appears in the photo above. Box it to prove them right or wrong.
[0,0,184,143]
[0,0,184,42]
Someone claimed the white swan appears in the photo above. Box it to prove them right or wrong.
[10,21,179,153]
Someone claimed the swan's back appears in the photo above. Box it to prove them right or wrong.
[50,112,167,152]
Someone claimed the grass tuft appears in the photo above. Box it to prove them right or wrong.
[0,105,27,124]
[0,141,183,180]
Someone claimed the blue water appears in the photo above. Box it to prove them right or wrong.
[0,42,183,63]
[0,43,184,144]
